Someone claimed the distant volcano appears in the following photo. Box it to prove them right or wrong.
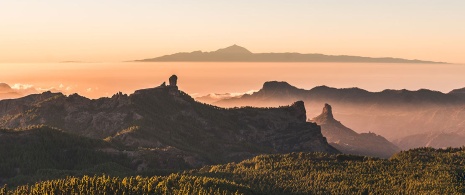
[135,45,446,63]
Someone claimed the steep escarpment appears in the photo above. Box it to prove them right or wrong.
[311,104,400,158]
[0,76,338,171]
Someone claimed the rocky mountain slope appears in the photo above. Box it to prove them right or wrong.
[311,104,400,158]
[210,81,465,146]
[0,76,338,172]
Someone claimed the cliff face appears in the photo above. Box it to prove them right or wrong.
[311,104,399,158]
[0,77,338,168]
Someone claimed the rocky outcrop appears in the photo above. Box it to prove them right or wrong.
[169,75,178,87]
[0,76,338,168]
[311,104,400,158]
[312,103,334,122]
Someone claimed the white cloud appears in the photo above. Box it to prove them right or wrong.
[198,89,258,100]
[9,83,75,95]
[11,83,34,90]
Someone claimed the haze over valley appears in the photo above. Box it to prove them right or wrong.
[2,0,465,194]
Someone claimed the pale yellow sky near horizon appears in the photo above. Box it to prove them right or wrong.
[0,1,465,63]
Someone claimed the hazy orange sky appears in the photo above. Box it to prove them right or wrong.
[1,1,464,63]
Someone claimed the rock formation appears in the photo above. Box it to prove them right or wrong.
[169,75,178,87]
[311,103,400,158]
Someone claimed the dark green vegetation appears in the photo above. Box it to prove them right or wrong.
[1,148,465,194]
[135,45,445,64]
[0,126,134,186]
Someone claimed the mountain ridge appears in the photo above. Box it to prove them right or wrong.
[206,81,465,146]
[134,45,446,63]
[0,76,338,172]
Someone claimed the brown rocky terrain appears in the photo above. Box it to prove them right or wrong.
[0,76,338,171]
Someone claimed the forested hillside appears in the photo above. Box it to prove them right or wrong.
[0,126,134,186]
[2,148,464,194]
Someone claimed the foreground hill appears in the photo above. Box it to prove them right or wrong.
[311,104,400,158]
[135,45,444,63]
[0,76,337,174]
[2,148,465,194]
[0,126,133,185]
[211,81,465,146]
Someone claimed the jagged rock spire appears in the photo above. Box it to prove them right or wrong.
[322,103,333,119]
[169,75,178,87]
[312,103,335,123]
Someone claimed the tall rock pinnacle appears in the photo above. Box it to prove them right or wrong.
[312,103,335,124]
[169,75,178,87]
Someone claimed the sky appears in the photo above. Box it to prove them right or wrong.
[1,0,465,63]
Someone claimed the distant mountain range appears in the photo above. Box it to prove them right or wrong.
[201,81,465,149]
[394,131,465,150]
[134,45,446,63]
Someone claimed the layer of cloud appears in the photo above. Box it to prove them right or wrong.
[195,89,258,104]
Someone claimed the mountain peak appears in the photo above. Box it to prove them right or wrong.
[0,83,12,92]
[322,103,334,119]
[312,103,335,123]
[213,45,252,54]
[262,81,297,91]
